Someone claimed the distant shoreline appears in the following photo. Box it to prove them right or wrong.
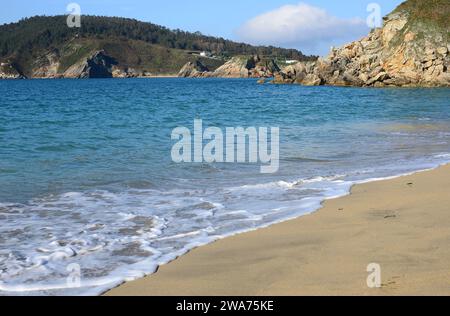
[2,77,449,89]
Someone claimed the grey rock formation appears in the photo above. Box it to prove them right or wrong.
[32,51,62,78]
[178,60,210,78]
[63,50,117,79]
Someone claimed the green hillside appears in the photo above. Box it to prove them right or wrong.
[393,0,450,29]
[0,15,315,77]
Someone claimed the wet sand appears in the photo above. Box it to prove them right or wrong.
[107,164,450,296]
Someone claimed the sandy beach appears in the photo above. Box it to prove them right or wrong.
[106,164,450,296]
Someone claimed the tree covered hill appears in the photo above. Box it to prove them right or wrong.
[0,15,310,59]
[0,15,315,78]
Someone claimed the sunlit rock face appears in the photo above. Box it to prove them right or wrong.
[274,1,450,87]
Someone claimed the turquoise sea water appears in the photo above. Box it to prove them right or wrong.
[0,78,449,295]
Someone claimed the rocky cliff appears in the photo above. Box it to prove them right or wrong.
[63,50,117,79]
[178,55,281,78]
[274,0,449,87]
[178,60,211,78]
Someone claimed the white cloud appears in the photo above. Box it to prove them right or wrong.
[236,2,370,56]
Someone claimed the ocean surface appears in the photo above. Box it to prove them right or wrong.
[0,78,449,295]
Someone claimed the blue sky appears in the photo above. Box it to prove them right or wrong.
[1,0,404,55]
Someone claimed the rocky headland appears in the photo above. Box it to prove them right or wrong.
[273,0,449,87]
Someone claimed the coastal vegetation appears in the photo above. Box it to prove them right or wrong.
[0,15,315,78]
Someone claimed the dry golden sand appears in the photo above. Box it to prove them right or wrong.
[106,164,450,296]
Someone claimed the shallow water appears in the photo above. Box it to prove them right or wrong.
[0,78,449,295]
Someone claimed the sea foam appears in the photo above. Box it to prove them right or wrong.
[1,152,449,295]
